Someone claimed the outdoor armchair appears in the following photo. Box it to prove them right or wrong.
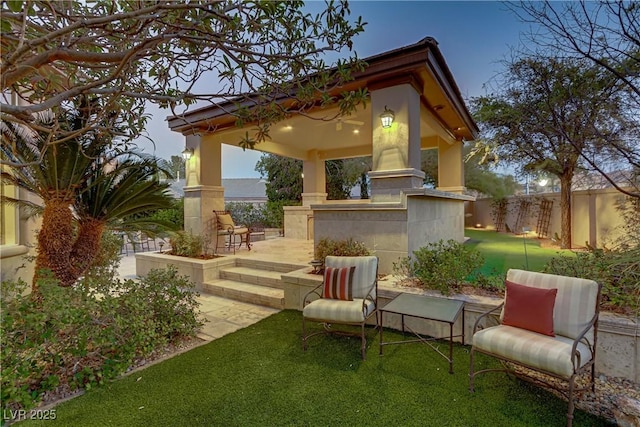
[302,255,379,360]
[213,210,251,254]
[469,269,601,427]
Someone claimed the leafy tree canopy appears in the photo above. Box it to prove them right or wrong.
[508,0,640,197]
[510,0,640,102]
[470,56,634,247]
[255,154,370,202]
[1,0,368,153]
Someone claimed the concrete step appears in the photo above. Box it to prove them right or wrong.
[234,257,307,273]
[202,279,285,309]
[219,266,283,289]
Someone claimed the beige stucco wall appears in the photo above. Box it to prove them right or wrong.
[313,203,407,274]
[406,195,466,254]
[1,190,40,285]
[1,245,33,284]
[283,206,314,240]
[312,190,472,274]
[470,188,630,248]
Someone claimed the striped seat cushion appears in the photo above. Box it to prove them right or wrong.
[303,298,376,324]
[473,325,593,377]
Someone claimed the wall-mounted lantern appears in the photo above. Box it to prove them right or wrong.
[182,147,194,161]
[379,106,395,128]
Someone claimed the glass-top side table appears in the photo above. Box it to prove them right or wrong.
[379,293,465,374]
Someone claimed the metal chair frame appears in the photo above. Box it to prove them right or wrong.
[469,280,602,427]
[302,256,379,360]
[213,210,251,254]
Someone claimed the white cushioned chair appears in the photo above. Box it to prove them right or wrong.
[469,269,601,427]
[302,256,378,360]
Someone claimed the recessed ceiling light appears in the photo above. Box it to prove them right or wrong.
[353,129,360,134]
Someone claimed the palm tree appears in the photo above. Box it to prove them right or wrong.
[1,99,175,290]
[69,155,175,281]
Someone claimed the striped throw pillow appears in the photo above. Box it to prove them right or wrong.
[322,266,356,301]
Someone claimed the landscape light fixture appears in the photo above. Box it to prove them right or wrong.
[380,106,395,128]
[182,147,194,161]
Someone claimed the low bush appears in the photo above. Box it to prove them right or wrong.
[544,247,640,315]
[393,239,484,295]
[169,230,209,258]
[80,230,122,287]
[225,202,265,230]
[1,266,203,412]
[148,197,184,229]
[314,237,371,261]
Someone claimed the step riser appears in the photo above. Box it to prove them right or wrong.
[203,283,284,309]
[220,270,282,289]
[203,258,306,310]
[235,258,305,273]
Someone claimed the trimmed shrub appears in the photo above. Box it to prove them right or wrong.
[169,230,209,258]
[393,239,484,295]
[1,266,202,411]
[314,237,371,261]
[544,248,639,315]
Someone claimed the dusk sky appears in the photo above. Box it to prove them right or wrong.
[140,1,528,177]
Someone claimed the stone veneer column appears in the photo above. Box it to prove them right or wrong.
[183,134,225,236]
[369,84,425,203]
[301,149,327,206]
[437,138,465,194]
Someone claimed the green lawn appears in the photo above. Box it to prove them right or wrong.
[22,311,608,427]
[464,228,571,276]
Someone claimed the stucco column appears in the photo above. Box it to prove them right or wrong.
[302,149,327,206]
[437,138,465,194]
[183,134,225,237]
[369,84,425,203]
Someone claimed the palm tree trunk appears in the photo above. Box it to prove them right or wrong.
[559,173,573,249]
[34,198,75,291]
[69,218,105,280]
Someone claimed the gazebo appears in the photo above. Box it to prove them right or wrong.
[167,37,479,273]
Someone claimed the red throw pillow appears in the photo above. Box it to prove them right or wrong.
[323,266,356,301]
[502,280,557,336]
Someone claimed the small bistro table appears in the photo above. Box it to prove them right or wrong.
[379,293,465,374]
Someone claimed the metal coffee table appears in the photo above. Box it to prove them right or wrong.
[379,293,465,374]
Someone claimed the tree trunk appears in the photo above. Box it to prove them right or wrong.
[69,218,105,280]
[559,173,573,249]
[33,197,75,291]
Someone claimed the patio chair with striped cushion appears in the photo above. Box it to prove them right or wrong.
[469,269,602,427]
[302,256,379,360]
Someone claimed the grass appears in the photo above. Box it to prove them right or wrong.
[22,311,608,427]
[464,228,572,276]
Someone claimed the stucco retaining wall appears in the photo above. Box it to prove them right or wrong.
[135,252,236,291]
